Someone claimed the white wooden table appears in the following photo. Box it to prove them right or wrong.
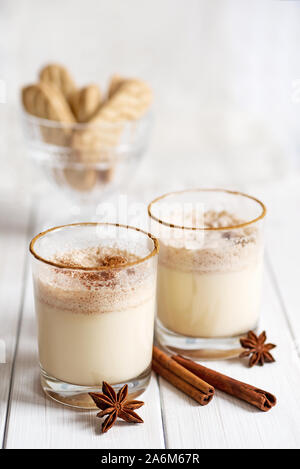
[1,172,300,449]
[1,0,300,450]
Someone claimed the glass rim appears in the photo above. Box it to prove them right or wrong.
[21,108,153,130]
[147,188,267,231]
[29,222,159,271]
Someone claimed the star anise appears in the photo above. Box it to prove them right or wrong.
[89,382,144,433]
[240,330,276,367]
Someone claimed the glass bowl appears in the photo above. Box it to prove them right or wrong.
[21,110,153,209]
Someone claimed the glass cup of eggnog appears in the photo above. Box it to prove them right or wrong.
[30,222,159,408]
[148,189,266,359]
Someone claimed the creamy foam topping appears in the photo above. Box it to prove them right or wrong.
[34,247,156,314]
[53,246,139,268]
[158,211,263,273]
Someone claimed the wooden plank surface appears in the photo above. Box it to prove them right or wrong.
[158,266,300,449]
[0,198,31,447]
[2,180,300,449]
[3,189,300,449]
[260,176,300,344]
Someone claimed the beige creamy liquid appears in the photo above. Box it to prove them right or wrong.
[34,247,156,386]
[157,210,263,338]
[36,296,155,386]
[158,263,262,338]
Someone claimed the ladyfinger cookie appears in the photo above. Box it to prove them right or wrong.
[107,74,125,98]
[71,78,152,158]
[22,82,75,122]
[69,84,102,123]
[39,63,77,100]
[63,167,97,192]
[22,82,75,145]
[99,78,153,122]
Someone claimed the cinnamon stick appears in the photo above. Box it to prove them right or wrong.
[152,347,214,406]
[173,355,277,412]
[153,346,214,396]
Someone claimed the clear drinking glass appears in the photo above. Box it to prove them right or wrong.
[30,223,159,408]
[22,110,153,221]
[148,189,266,360]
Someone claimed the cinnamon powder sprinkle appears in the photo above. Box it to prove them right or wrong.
[52,248,138,289]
